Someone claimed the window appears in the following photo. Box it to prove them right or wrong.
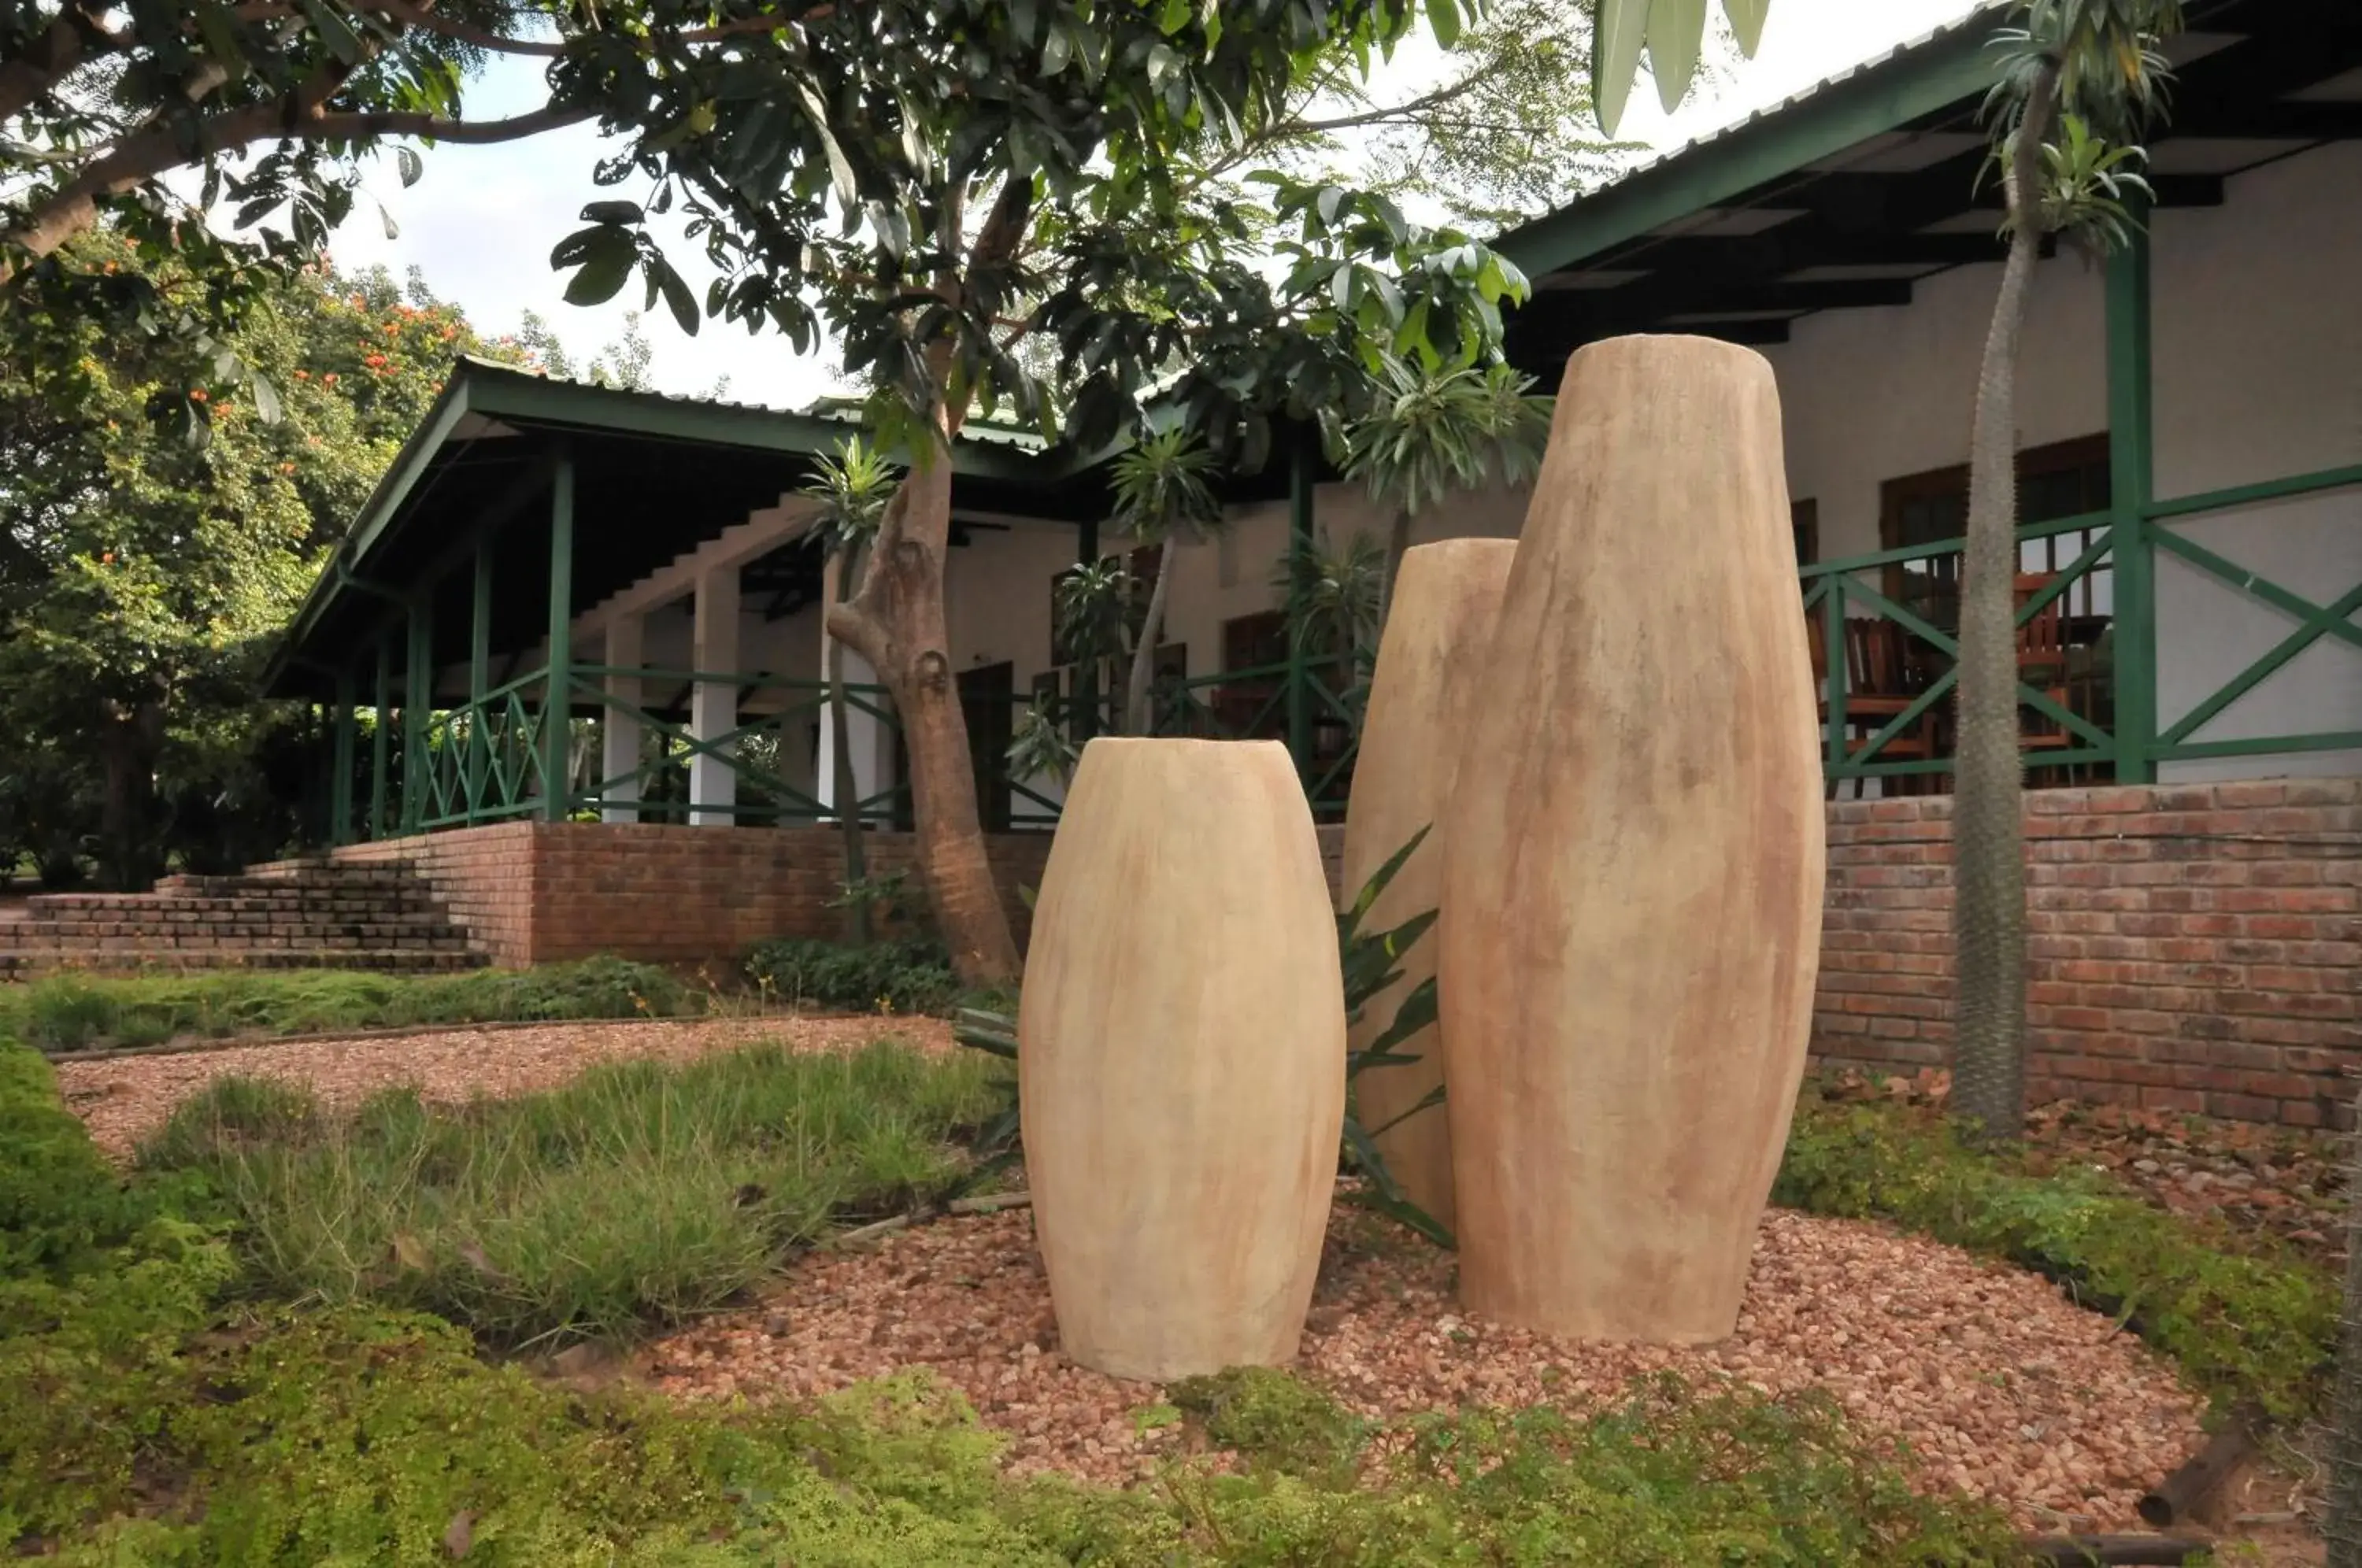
[1878,435,2112,629]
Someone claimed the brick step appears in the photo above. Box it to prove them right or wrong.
[5,929,476,952]
[20,905,459,929]
[152,872,429,897]
[0,948,487,978]
[32,890,451,915]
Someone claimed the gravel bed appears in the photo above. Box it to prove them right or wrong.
[55,1013,953,1159]
[646,1202,2204,1533]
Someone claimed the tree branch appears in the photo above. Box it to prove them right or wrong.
[306,102,594,145]
[361,0,565,56]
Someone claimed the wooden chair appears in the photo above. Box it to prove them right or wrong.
[2015,573,2076,784]
[1807,612,1939,797]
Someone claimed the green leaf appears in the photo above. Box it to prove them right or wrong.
[1042,25,1072,75]
[556,227,635,307]
[1647,0,1711,115]
[395,146,423,187]
[1157,0,1192,35]
[792,81,861,213]
[1592,0,1650,135]
[580,199,645,225]
[1423,0,1462,50]
[193,4,248,74]
[294,0,367,66]
[248,371,283,425]
[1723,0,1771,55]
[653,258,700,337]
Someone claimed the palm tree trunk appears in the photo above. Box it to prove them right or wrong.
[1126,536,1177,735]
[1951,66,2059,1141]
[827,544,872,947]
[2327,1091,2362,1567]
[1379,507,1414,629]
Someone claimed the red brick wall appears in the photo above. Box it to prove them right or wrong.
[313,823,1052,972]
[1816,779,2362,1128]
[313,783,2360,1129]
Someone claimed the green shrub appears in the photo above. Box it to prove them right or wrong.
[1775,1085,2338,1420]
[743,937,960,1015]
[141,1040,1005,1346]
[0,956,699,1054]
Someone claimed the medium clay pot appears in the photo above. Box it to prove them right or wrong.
[1437,334,1826,1343]
[1020,737,1346,1380]
[1340,538,1516,1236]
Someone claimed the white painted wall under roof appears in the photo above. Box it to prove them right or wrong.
[1754,138,2362,782]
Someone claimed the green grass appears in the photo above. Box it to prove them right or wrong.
[141,1039,1005,1346]
[0,956,703,1054]
[1775,1080,2339,1422]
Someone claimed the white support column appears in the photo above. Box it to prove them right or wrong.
[690,565,740,826]
[815,553,890,822]
[600,613,644,823]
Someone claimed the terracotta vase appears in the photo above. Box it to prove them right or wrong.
[1020,737,1345,1381]
[1340,538,1517,1236]
[1436,334,1826,1344]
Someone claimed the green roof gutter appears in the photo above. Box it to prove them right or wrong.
[266,357,1080,695]
[1494,11,2008,280]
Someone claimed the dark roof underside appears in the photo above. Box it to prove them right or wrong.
[1499,0,2362,372]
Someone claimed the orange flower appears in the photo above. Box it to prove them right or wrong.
[323,372,339,385]
[279,462,296,475]
[100,552,115,564]
[188,387,208,402]
[292,368,310,380]
[364,353,387,368]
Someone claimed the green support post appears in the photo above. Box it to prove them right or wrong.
[2105,209,2157,785]
[1073,515,1100,743]
[1284,431,1314,783]
[403,595,434,834]
[470,539,494,823]
[370,635,391,841]
[331,668,356,847]
[541,450,576,823]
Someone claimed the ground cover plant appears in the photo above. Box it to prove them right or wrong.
[1777,1078,2339,1422]
[139,1039,1003,1347]
[2,956,699,1055]
[2,1028,2049,1563]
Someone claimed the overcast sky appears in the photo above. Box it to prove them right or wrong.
[320,0,1989,409]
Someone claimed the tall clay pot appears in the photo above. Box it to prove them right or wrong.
[1020,737,1345,1381]
[1437,334,1825,1344]
[1340,538,1516,1236]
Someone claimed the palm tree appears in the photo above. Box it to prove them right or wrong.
[803,437,896,946]
[1951,2,2178,1141]
[1340,357,1552,628]
[1107,431,1225,736]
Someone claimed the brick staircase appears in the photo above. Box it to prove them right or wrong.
[0,860,484,978]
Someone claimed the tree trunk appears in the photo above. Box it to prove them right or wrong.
[1379,506,1414,630]
[2327,1087,2362,1567]
[1125,536,1178,735]
[98,697,165,890]
[1950,70,2058,1142]
[828,444,1021,986]
[827,545,873,947]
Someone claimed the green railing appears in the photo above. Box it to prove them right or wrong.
[414,666,555,829]
[1802,460,2362,790]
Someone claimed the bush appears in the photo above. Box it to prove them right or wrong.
[1775,1083,2338,1421]
[744,937,960,1015]
[2,956,700,1054]
[142,1040,1005,1346]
